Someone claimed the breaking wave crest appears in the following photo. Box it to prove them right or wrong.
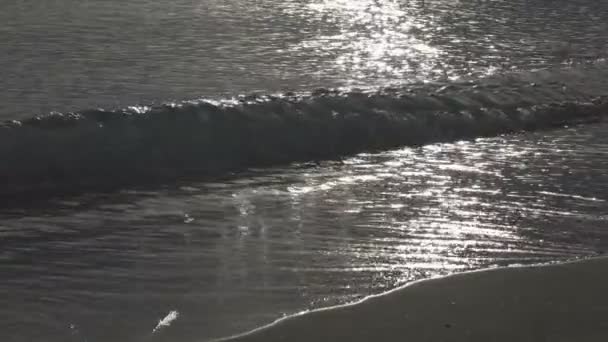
[2,65,608,197]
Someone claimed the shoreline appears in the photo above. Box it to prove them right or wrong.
[214,256,608,342]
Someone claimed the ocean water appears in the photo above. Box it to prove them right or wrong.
[1,1,608,341]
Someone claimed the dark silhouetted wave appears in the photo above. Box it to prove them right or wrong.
[2,64,608,197]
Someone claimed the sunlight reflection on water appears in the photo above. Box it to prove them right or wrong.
[294,0,445,84]
[2,1,608,341]
[1,124,608,341]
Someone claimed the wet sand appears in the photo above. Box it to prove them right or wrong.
[219,257,608,342]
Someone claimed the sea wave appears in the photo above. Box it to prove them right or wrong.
[1,65,608,197]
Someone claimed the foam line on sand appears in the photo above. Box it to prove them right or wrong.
[216,257,608,342]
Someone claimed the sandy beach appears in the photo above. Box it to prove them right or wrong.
[219,257,608,342]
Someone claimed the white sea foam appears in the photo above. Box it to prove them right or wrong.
[152,310,180,334]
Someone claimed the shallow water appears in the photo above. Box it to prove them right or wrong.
[1,1,608,342]
[2,122,608,341]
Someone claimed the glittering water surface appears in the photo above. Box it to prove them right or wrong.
[1,0,608,341]
[1,0,607,119]
[2,123,608,341]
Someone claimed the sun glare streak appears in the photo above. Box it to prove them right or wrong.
[290,0,445,85]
